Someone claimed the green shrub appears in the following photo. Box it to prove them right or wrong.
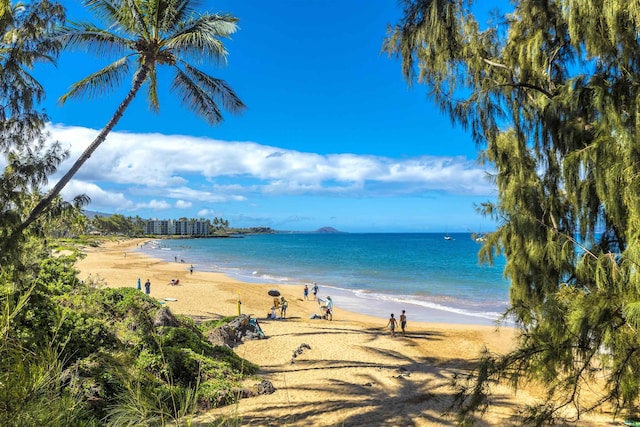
[200,316,237,331]
[157,325,213,355]
[210,345,259,375]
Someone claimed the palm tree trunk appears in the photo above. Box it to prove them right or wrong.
[10,66,150,239]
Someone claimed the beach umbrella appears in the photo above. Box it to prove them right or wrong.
[268,289,280,297]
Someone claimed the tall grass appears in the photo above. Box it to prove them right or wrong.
[0,286,95,426]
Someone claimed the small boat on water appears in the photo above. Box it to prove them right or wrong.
[444,234,453,240]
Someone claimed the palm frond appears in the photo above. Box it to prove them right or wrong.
[122,0,152,39]
[148,0,193,35]
[59,56,131,103]
[56,22,131,59]
[171,66,222,124]
[83,0,120,25]
[0,0,14,33]
[166,14,236,64]
[171,63,245,124]
[82,0,146,38]
[146,66,160,112]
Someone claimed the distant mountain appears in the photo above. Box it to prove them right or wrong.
[83,210,113,219]
[315,227,343,233]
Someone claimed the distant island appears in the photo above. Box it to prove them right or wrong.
[315,227,343,233]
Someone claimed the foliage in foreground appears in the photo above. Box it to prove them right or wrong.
[0,0,255,424]
[387,0,640,424]
[0,253,258,426]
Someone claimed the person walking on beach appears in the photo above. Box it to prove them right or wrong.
[189,265,193,275]
[144,279,151,295]
[280,297,288,318]
[400,310,407,337]
[387,313,399,337]
[303,284,309,300]
[312,283,319,300]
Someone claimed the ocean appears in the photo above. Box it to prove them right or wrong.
[138,232,512,325]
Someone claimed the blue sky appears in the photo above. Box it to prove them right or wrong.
[32,0,507,233]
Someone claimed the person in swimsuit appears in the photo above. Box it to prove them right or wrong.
[400,310,407,337]
[387,313,398,337]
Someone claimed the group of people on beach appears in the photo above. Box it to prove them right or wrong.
[387,310,407,337]
[303,283,319,301]
[269,296,289,319]
[274,282,408,334]
[303,283,334,320]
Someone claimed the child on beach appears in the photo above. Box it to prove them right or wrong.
[312,283,319,300]
[387,313,398,337]
[303,284,309,300]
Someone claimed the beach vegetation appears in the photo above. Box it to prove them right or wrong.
[201,316,239,330]
[1,248,260,425]
[0,1,257,424]
[387,0,640,424]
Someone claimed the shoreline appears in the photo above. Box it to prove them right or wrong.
[136,237,508,326]
[74,238,614,426]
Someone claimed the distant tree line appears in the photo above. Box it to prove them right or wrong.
[85,213,272,237]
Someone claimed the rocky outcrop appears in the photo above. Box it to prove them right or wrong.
[206,314,265,348]
[153,307,179,327]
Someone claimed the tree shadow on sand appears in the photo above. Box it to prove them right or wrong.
[192,318,619,426]
[194,324,536,426]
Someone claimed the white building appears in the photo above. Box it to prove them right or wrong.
[144,219,209,236]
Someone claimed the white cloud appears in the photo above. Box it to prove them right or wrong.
[43,123,496,216]
[60,180,133,211]
[136,199,172,210]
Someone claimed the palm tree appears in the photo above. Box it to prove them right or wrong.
[14,0,245,238]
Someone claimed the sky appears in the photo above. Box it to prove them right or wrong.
[31,0,509,233]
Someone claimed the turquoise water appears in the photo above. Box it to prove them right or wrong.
[139,232,511,325]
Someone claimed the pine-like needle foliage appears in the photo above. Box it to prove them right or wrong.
[386,0,640,424]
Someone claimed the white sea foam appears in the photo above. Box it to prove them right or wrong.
[136,233,512,325]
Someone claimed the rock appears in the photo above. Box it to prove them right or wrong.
[290,343,312,364]
[153,307,179,327]
[206,314,266,348]
[255,379,276,395]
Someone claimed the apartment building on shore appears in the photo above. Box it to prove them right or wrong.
[144,219,210,236]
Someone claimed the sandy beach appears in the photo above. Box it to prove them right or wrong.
[75,239,617,426]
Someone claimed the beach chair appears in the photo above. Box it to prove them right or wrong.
[168,279,180,286]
